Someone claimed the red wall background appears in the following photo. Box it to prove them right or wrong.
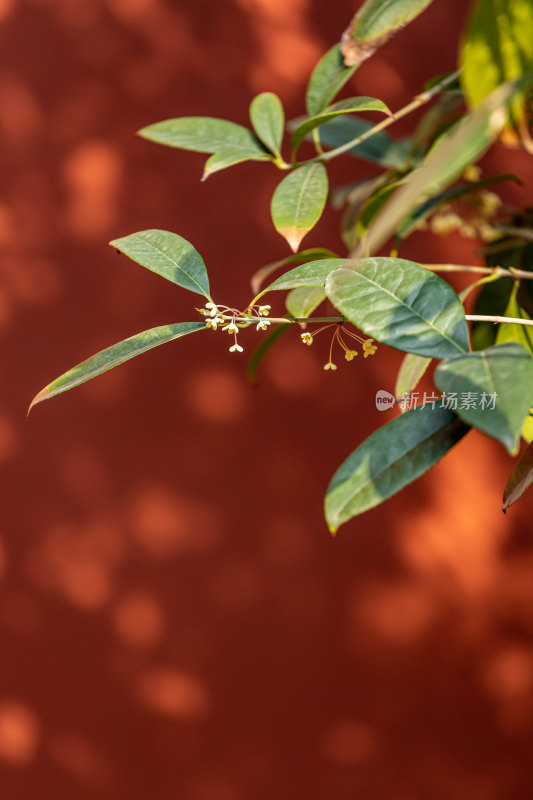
[2,1,533,798]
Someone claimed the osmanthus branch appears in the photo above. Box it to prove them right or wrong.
[421,263,533,280]
[466,315,533,326]
[298,70,461,167]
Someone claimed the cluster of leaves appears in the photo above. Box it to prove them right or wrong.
[31,0,533,532]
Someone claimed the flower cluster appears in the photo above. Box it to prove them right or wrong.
[199,302,271,353]
[300,323,377,371]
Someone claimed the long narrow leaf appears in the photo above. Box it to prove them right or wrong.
[29,322,206,411]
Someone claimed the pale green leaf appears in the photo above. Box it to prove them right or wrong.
[29,322,206,412]
[357,82,514,256]
[434,342,533,454]
[271,163,329,252]
[460,0,533,122]
[285,287,326,318]
[395,353,432,405]
[138,116,264,154]
[495,287,533,356]
[250,92,285,158]
[250,248,338,295]
[325,403,469,532]
[263,258,348,294]
[110,229,210,299]
[325,257,470,359]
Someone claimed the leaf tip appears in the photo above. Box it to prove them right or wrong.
[278,227,308,253]
[27,388,49,416]
[327,522,338,536]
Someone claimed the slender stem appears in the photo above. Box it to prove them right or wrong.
[298,70,461,167]
[421,263,533,280]
[466,314,533,327]
[493,226,533,243]
[218,313,344,325]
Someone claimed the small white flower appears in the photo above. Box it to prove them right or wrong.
[256,319,271,331]
[205,316,224,330]
[204,302,219,317]
[222,321,239,335]
[324,361,337,371]
[301,332,313,346]
[258,305,271,317]
[229,343,243,353]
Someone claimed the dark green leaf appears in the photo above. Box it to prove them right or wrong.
[250,248,338,295]
[250,92,285,158]
[325,404,469,532]
[271,163,329,252]
[263,258,348,294]
[202,147,272,179]
[325,257,470,358]
[29,322,206,412]
[305,45,357,117]
[502,440,533,511]
[434,342,533,454]
[291,97,390,157]
[246,323,291,385]
[312,115,410,168]
[110,229,210,298]
[341,0,435,66]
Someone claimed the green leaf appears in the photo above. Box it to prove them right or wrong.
[271,163,329,252]
[356,183,399,240]
[110,229,210,299]
[263,258,348,294]
[397,173,520,241]
[250,248,338,295]
[325,404,469,532]
[250,92,285,159]
[309,115,409,169]
[357,82,514,256]
[285,287,326,318]
[395,353,432,405]
[29,322,206,412]
[246,323,291,385]
[306,45,357,117]
[460,0,533,123]
[325,257,470,358]
[202,147,272,179]
[138,116,265,154]
[502,439,533,511]
[495,286,533,356]
[434,342,533,454]
[341,0,435,66]
[291,97,390,157]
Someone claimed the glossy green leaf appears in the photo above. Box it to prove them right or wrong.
[110,229,210,299]
[325,404,469,532]
[250,248,338,295]
[250,92,285,158]
[461,0,533,123]
[291,97,390,157]
[271,163,329,252]
[263,258,349,295]
[305,45,357,117]
[202,147,272,179]
[285,287,326,319]
[395,353,432,406]
[434,342,533,454]
[503,439,533,511]
[311,115,409,169]
[138,116,265,155]
[341,0,435,66]
[246,323,291,385]
[325,257,470,358]
[29,322,206,412]
[356,82,513,256]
